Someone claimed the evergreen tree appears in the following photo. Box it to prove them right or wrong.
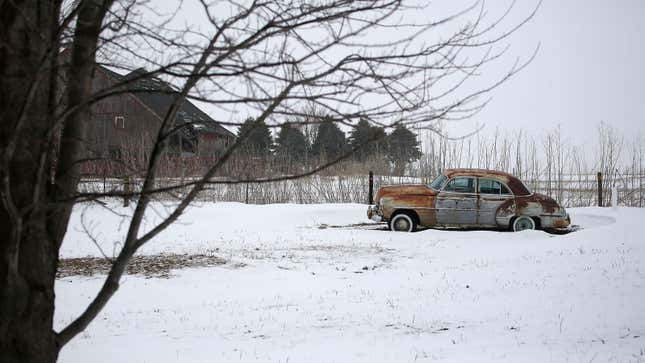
[311,119,348,160]
[386,124,422,175]
[275,124,308,162]
[237,117,273,156]
[348,119,386,161]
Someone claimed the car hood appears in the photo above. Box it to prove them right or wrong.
[375,184,437,203]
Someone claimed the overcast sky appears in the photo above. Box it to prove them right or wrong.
[146,0,645,144]
[444,0,645,141]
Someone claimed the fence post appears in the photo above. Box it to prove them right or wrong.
[368,171,374,205]
[638,171,643,208]
[123,176,131,207]
[597,172,603,207]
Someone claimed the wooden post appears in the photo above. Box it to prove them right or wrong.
[368,171,374,205]
[245,168,250,204]
[123,176,131,207]
[597,172,603,207]
[638,167,643,208]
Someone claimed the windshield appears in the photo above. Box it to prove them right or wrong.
[429,174,448,190]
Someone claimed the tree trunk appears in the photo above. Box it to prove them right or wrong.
[0,219,60,362]
[1,0,112,358]
[0,2,61,361]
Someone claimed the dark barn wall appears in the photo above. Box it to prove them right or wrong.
[78,66,236,177]
[83,68,162,176]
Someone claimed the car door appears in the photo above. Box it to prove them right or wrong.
[435,177,477,226]
[477,178,514,226]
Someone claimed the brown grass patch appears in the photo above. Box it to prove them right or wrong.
[57,253,226,278]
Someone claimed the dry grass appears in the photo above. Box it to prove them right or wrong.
[57,253,226,278]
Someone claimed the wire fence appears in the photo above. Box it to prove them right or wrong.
[78,171,644,208]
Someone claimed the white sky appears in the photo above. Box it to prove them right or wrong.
[442,0,645,141]
[141,0,645,143]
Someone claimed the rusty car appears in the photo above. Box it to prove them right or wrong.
[367,169,571,232]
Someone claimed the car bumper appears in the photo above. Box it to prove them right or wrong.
[541,213,571,229]
[367,205,383,222]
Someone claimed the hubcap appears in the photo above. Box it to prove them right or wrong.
[394,217,410,231]
[515,217,534,231]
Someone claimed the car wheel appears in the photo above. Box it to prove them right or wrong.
[390,213,416,232]
[512,216,536,232]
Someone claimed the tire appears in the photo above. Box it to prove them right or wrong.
[390,213,416,232]
[512,216,536,232]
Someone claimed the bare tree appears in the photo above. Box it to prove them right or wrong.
[0,1,538,361]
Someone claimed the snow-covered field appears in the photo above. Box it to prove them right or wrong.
[56,202,645,362]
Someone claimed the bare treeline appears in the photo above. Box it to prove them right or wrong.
[417,122,643,207]
[80,122,644,208]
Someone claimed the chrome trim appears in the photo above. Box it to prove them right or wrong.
[390,206,436,210]
[389,206,479,212]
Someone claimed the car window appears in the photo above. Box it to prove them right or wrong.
[429,174,448,190]
[500,183,512,195]
[478,178,513,195]
[479,178,502,194]
[442,177,475,193]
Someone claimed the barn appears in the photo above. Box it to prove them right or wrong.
[60,54,235,177]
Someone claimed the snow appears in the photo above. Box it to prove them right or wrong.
[56,202,645,362]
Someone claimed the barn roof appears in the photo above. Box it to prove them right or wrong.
[97,66,235,139]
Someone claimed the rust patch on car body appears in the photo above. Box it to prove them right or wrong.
[513,197,529,210]
[552,219,570,228]
[375,184,438,226]
[513,193,559,214]
[530,193,560,214]
[375,184,436,204]
[496,199,516,218]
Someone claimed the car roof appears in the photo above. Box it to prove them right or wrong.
[443,169,531,195]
